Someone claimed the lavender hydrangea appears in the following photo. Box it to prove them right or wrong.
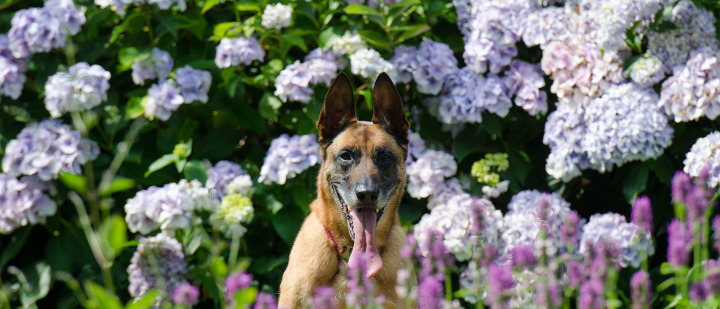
[305,58,338,87]
[147,0,186,11]
[579,213,654,268]
[305,47,345,72]
[406,150,457,198]
[2,119,99,181]
[175,65,211,103]
[389,45,417,84]
[648,0,717,71]
[274,61,313,103]
[214,37,265,68]
[501,190,576,258]
[463,3,526,74]
[206,160,253,201]
[124,180,211,235]
[144,81,184,121]
[628,54,665,88]
[404,40,458,95]
[127,234,188,300]
[683,132,720,188]
[350,48,393,80]
[543,106,589,181]
[0,174,57,234]
[518,7,569,48]
[44,62,111,117]
[430,67,511,125]
[258,134,321,185]
[505,60,548,115]
[0,34,28,100]
[582,84,673,173]
[261,3,292,30]
[9,0,85,58]
[659,48,720,122]
[131,48,173,85]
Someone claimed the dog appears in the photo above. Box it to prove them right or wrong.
[278,72,411,308]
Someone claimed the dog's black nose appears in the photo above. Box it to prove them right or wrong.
[355,185,379,204]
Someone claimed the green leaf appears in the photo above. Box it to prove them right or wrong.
[280,32,309,56]
[358,30,390,49]
[453,127,487,163]
[233,287,258,308]
[86,282,123,309]
[259,93,283,121]
[272,205,304,246]
[202,0,223,13]
[124,290,160,309]
[647,155,673,185]
[236,0,261,12]
[15,263,52,308]
[663,294,682,309]
[622,163,649,203]
[265,194,283,215]
[190,266,221,302]
[184,160,208,184]
[101,177,135,197]
[117,47,150,72]
[395,24,430,43]
[508,149,532,186]
[0,227,31,268]
[59,172,87,195]
[175,158,187,173]
[344,4,382,16]
[145,154,178,177]
[98,215,127,258]
[125,97,146,120]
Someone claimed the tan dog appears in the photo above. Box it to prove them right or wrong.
[278,72,411,308]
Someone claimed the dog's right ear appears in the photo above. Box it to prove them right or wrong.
[318,72,357,146]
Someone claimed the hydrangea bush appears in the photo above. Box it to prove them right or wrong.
[2,0,720,308]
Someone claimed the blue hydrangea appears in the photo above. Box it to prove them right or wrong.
[304,47,347,70]
[258,134,321,185]
[580,213,654,268]
[389,45,417,84]
[144,81,184,121]
[147,0,186,11]
[411,40,458,95]
[406,149,457,198]
[659,47,720,122]
[0,35,27,100]
[214,37,265,68]
[463,3,526,74]
[44,62,111,117]
[684,132,720,188]
[274,61,313,103]
[2,119,99,181]
[127,233,188,301]
[132,48,174,85]
[543,106,589,182]
[430,67,511,125]
[261,3,293,30]
[9,0,85,58]
[518,7,569,48]
[505,60,547,115]
[206,160,253,201]
[0,174,57,234]
[175,65,211,103]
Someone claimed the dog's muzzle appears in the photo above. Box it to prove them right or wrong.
[331,184,384,241]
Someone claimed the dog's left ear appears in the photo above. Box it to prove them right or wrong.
[372,73,409,145]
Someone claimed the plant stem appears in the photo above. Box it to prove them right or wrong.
[70,111,101,224]
[68,192,114,290]
[97,117,146,195]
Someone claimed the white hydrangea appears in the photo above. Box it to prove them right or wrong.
[684,132,720,188]
[406,150,457,199]
[331,31,367,56]
[659,47,720,122]
[350,48,393,80]
[211,193,254,238]
[628,53,665,88]
[579,213,654,268]
[261,3,292,30]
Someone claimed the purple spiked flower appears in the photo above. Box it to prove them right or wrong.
[672,171,692,204]
[667,219,690,266]
[253,293,278,309]
[689,282,709,302]
[631,196,653,233]
[417,274,444,309]
[510,245,536,267]
[225,270,253,303]
[309,286,338,309]
[172,282,199,305]
[486,264,513,308]
[630,270,651,309]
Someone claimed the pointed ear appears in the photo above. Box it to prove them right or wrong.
[317,72,357,146]
[372,73,409,145]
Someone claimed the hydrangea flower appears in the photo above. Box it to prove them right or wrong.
[44,62,111,117]
[175,65,211,103]
[389,45,417,84]
[582,84,673,173]
[214,37,265,68]
[406,150,457,198]
[132,48,174,85]
[258,134,321,185]
[350,48,393,80]
[628,54,665,88]
[144,81,184,121]
[261,3,292,30]
[430,67,511,125]
[426,178,466,209]
[414,193,502,261]
[305,47,346,71]
[505,60,547,115]
[127,233,188,300]
[518,7,569,47]
[305,59,338,87]
[501,190,576,258]
[124,180,211,235]
[683,132,720,188]
[543,105,589,181]
[2,119,99,181]
[210,193,254,238]
[147,0,186,11]
[463,4,522,74]
[648,0,717,71]
[9,0,85,58]
[206,160,253,201]
[575,0,666,52]
[274,61,313,103]
[0,34,28,100]
[579,213,654,268]
[330,31,366,56]
[659,47,720,122]
[0,174,57,234]
[408,40,458,95]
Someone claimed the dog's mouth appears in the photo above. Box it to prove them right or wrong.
[331,184,384,278]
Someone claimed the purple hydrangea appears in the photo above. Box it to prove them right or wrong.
[172,282,199,305]
[659,48,720,122]
[305,47,346,71]
[426,178,465,209]
[175,65,211,103]
[0,174,56,234]
[127,234,188,300]
[258,134,321,185]
[518,7,569,48]
[144,81,184,121]
[0,33,28,99]
[253,293,278,309]
[309,286,338,309]
[406,149,457,198]
[463,4,525,74]
[2,119,99,181]
[630,270,651,309]
[409,40,458,95]
[225,270,253,303]
[667,219,691,266]
[430,67,511,125]
[274,61,313,103]
[132,48,174,85]
[44,62,111,117]
[631,196,653,233]
[214,37,265,68]
[261,3,293,30]
[9,0,85,58]
[389,45,417,84]
[580,213,654,268]
[206,160,252,201]
[505,60,548,115]
[147,0,186,11]
[684,132,720,188]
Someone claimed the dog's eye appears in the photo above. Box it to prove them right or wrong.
[339,152,353,162]
[378,153,393,164]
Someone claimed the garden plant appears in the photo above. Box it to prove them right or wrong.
[1,0,720,308]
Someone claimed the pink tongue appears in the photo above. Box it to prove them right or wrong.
[347,208,383,278]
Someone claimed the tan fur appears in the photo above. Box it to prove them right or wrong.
[279,121,411,308]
